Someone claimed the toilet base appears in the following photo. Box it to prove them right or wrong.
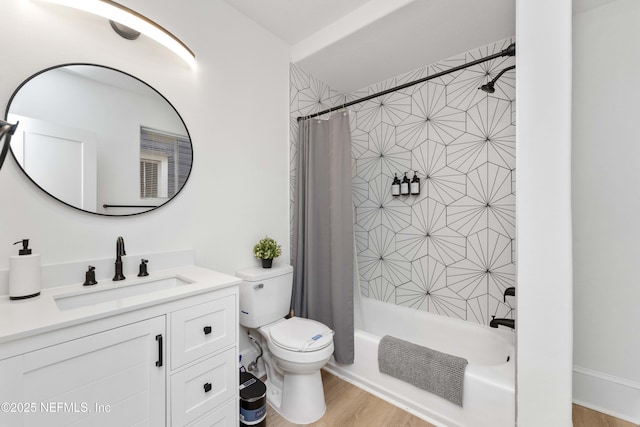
[266,370,326,424]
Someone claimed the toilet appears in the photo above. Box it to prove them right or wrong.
[236,264,334,424]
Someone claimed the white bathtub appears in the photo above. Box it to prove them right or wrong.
[324,297,515,427]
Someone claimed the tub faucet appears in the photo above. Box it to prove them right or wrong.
[113,236,126,281]
[490,316,515,329]
[503,286,515,302]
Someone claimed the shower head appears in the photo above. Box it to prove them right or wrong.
[479,82,496,94]
[479,65,516,93]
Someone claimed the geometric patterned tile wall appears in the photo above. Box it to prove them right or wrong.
[290,38,516,326]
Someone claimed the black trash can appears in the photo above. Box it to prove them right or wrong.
[239,372,267,427]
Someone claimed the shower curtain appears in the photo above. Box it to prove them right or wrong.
[292,112,354,364]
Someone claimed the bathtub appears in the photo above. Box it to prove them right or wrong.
[324,297,515,427]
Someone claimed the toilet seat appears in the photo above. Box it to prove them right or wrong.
[269,317,334,352]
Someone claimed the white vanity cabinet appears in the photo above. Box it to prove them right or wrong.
[30,317,164,426]
[0,271,239,427]
[0,317,166,426]
[0,355,23,426]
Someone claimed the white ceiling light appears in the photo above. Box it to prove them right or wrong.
[36,0,196,68]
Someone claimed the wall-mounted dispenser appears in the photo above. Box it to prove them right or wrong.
[410,171,421,195]
[401,173,411,195]
[9,239,41,300]
[391,171,422,196]
[391,174,401,196]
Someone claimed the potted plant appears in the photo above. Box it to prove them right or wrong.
[253,236,282,268]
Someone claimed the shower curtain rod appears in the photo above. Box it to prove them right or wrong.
[296,43,515,122]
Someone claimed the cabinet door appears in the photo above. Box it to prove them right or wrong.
[0,356,24,426]
[21,316,166,427]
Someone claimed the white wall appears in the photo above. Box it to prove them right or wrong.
[0,0,290,284]
[516,0,574,425]
[573,0,640,422]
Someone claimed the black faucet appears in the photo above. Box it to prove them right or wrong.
[138,259,149,277]
[113,236,126,281]
[490,288,516,329]
[490,316,515,329]
[503,286,515,302]
[83,265,97,286]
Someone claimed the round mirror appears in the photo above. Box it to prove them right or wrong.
[5,64,193,216]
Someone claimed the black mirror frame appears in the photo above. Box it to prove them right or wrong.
[4,63,193,217]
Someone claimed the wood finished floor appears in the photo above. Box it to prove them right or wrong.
[573,405,639,427]
[265,370,434,427]
[265,370,638,427]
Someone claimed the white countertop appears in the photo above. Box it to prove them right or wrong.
[0,265,241,344]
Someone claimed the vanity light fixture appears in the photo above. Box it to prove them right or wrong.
[35,0,196,68]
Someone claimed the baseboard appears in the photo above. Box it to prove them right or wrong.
[573,365,640,424]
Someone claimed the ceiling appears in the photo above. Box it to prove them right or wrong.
[221,0,617,94]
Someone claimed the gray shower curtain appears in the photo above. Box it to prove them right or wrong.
[292,112,354,364]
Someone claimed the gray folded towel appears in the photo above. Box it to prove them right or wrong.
[378,335,468,407]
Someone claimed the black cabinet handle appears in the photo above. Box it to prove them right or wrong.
[155,334,163,367]
[204,382,212,393]
[203,326,212,335]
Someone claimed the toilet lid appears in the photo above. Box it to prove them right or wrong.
[269,317,334,352]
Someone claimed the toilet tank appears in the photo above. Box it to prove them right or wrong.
[236,264,293,329]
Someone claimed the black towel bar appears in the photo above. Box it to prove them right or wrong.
[103,204,158,208]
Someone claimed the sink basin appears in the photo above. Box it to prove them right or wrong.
[54,276,194,311]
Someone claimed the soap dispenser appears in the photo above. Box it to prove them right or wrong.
[401,172,411,195]
[410,171,421,195]
[9,239,41,300]
[391,173,401,196]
